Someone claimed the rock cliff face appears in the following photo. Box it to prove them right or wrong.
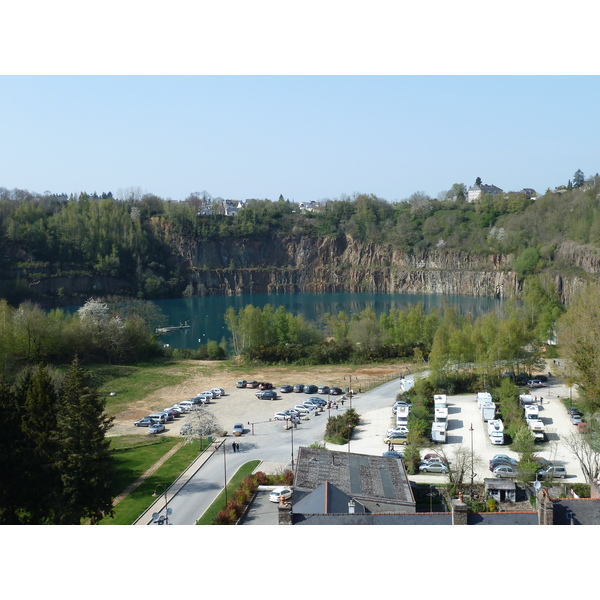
[183,235,522,299]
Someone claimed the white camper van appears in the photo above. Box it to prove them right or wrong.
[431,421,446,443]
[481,401,496,421]
[477,392,493,408]
[487,419,504,445]
[433,394,447,408]
[434,406,449,430]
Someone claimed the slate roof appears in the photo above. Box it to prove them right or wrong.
[467,512,539,525]
[292,481,367,515]
[553,498,600,525]
[292,512,453,525]
[294,446,415,509]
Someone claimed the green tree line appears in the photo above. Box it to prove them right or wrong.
[2,172,600,304]
[0,297,164,377]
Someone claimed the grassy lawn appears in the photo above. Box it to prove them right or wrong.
[99,435,206,525]
[88,359,201,416]
[196,460,261,525]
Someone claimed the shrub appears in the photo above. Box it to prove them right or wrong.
[254,471,268,485]
[487,497,498,512]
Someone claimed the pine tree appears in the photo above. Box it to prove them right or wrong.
[18,363,61,523]
[54,358,114,524]
[0,372,26,523]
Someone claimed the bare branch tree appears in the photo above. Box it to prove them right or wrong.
[562,430,600,482]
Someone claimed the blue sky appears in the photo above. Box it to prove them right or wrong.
[2,75,599,203]
[2,3,600,204]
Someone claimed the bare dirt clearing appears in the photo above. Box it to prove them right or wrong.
[108,360,413,437]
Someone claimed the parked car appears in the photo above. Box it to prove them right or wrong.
[303,384,318,394]
[419,462,449,474]
[273,412,291,421]
[148,423,165,434]
[280,385,293,393]
[134,417,157,427]
[158,411,174,421]
[256,389,278,400]
[489,459,517,472]
[258,382,273,390]
[246,381,259,388]
[269,487,293,503]
[236,380,247,388]
[301,402,317,411]
[382,450,404,459]
[571,413,583,425]
[308,397,327,407]
[567,407,581,416]
[493,465,519,478]
[317,385,330,394]
[293,384,305,393]
[387,426,409,436]
[293,405,311,414]
[383,433,408,445]
[148,413,167,424]
[211,388,225,396]
[232,423,244,436]
[329,387,343,395]
[538,465,567,479]
[162,409,180,419]
[527,379,547,388]
[423,452,445,463]
[489,455,518,470]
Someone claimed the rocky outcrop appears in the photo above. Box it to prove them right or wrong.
[182,235,521,299]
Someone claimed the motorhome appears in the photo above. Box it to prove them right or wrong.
[519,394,533,407]
[434,406,449,430]
[433,394,447,409]
[481,401,496,421]
[527,418,545,441]
[477,392,493,408]
[487,419,504,445]
[431,421,446,443]
[524,404,540,420]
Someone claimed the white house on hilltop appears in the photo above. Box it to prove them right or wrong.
[467,183,503,202]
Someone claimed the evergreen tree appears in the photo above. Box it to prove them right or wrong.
[0,372,26,523]
[18,364,61,523]
[54,358,114,524]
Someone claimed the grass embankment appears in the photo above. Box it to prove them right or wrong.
[88,359,201,416]
[100,436,207,525]
[196,461,261,525]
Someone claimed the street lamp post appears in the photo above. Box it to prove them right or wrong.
[344,374,358,410]
[469,423,475,497]
[223,441,228,507]
[290,423,294,470]
[152,484,171,525]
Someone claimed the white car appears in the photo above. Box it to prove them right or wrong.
[269,487,293,503]
[294,405,310,414]
[232,423,244,436]
[211,387,225,396]
[273,412,291,421]
[201,391,214,399]
[387,426,408,436]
